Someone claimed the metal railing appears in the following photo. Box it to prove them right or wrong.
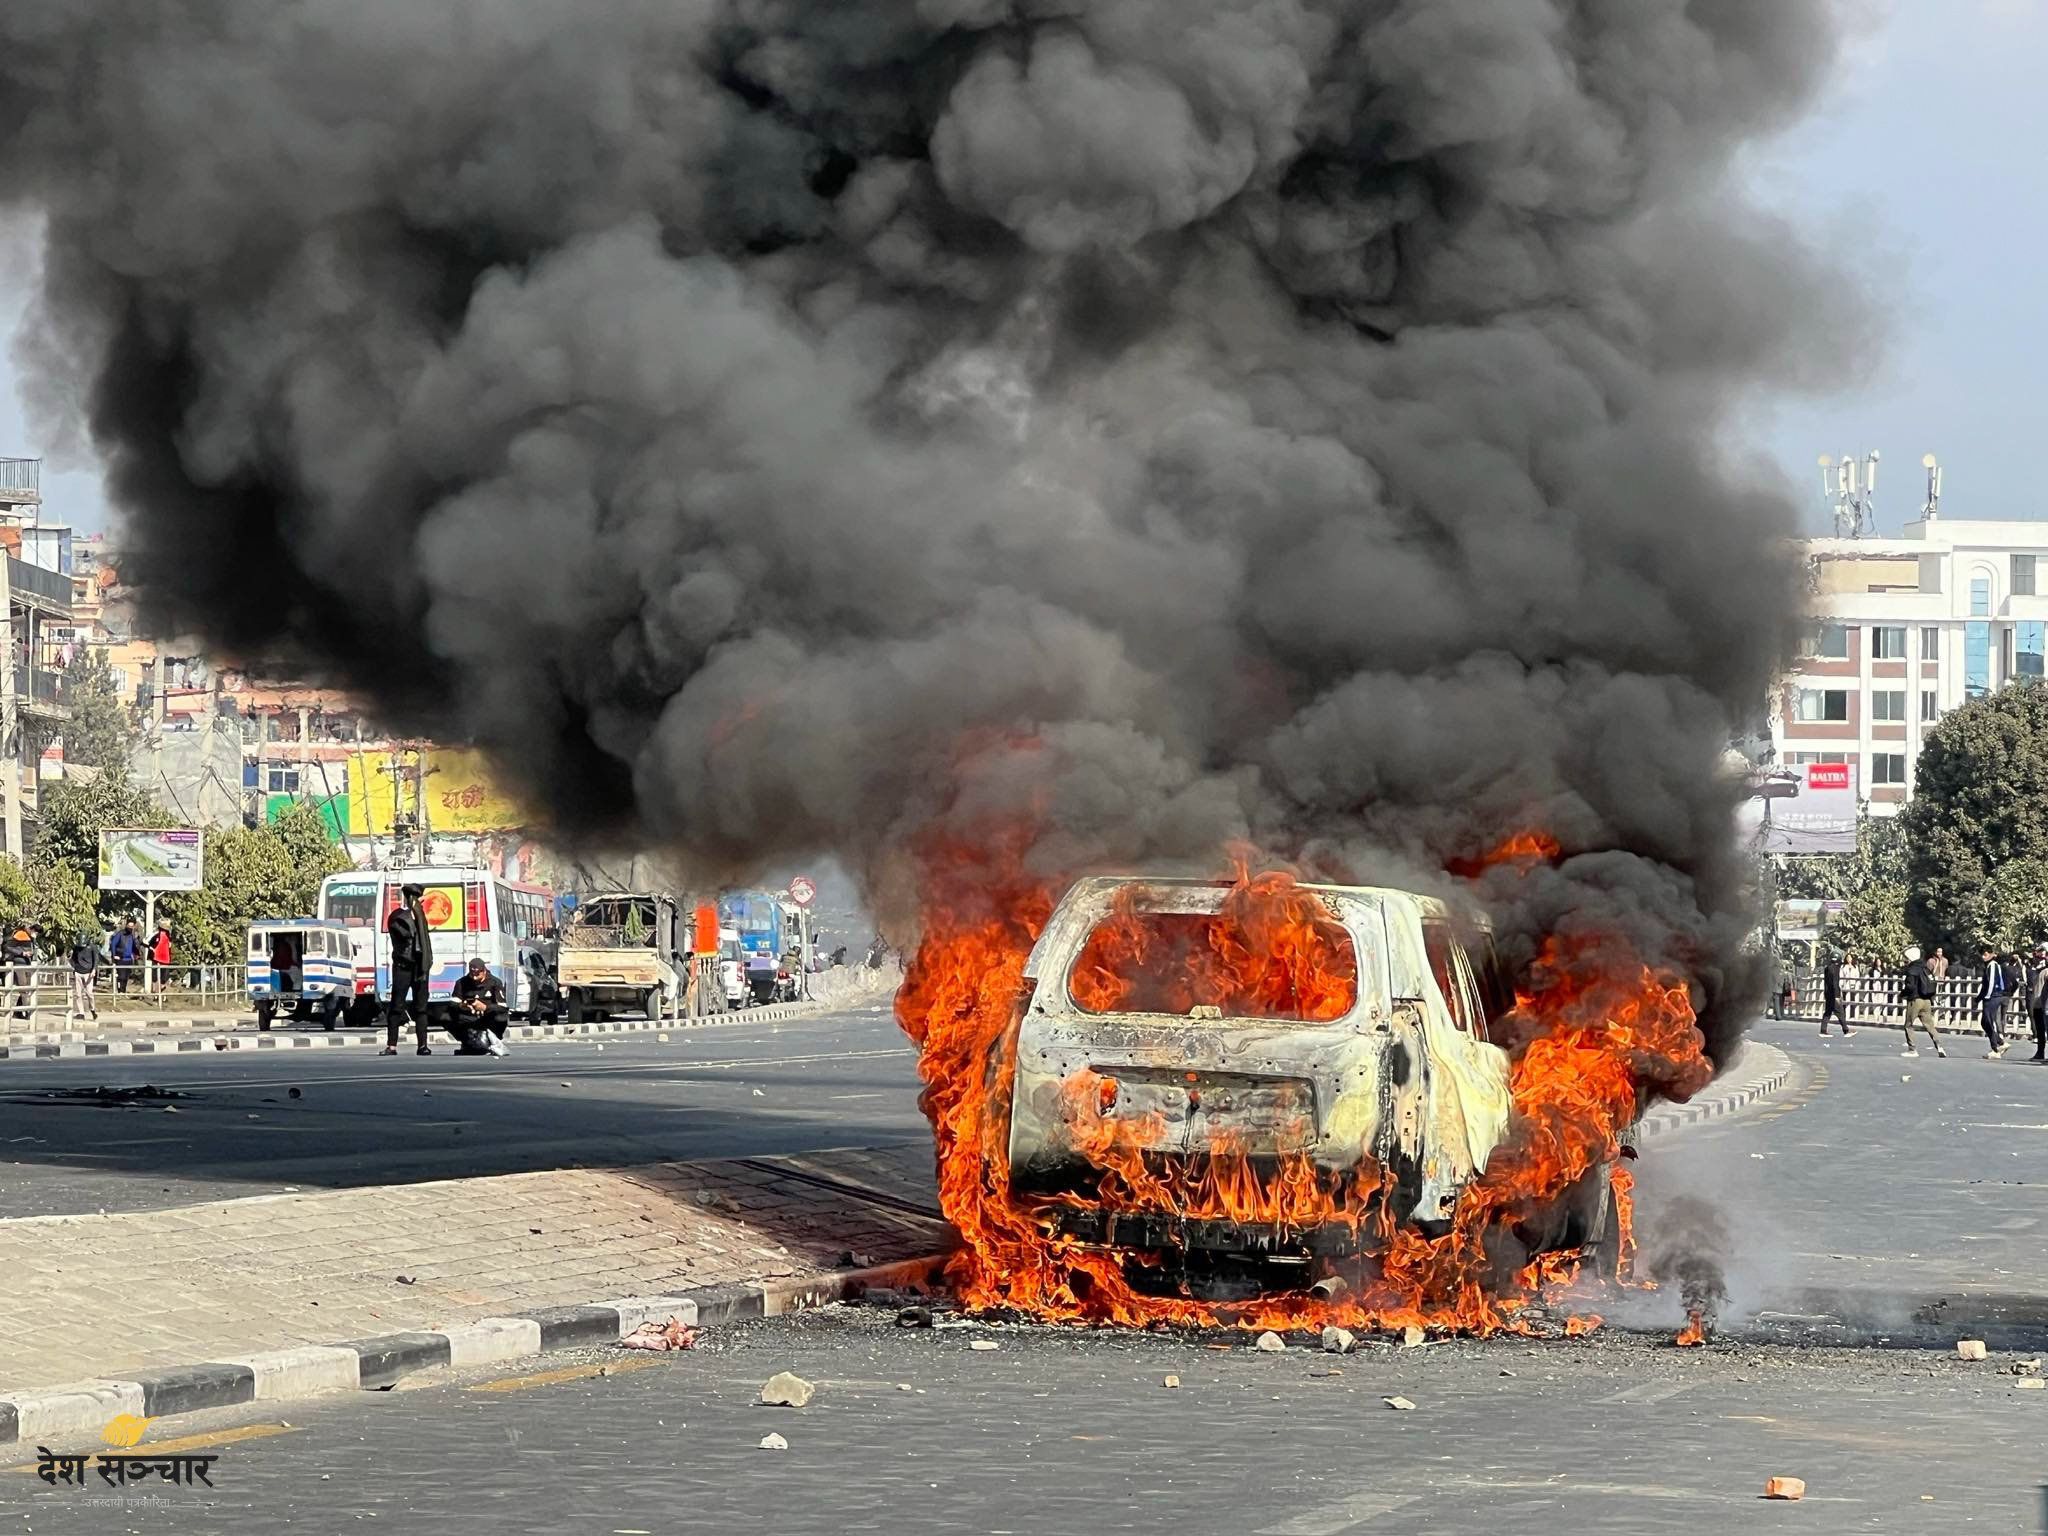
[7,554,70,609]
[12,666,65,711]
[1775,969,2019,1036]
[0,458,40,501]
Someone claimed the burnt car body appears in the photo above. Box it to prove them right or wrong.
[1001,877,1547,1270]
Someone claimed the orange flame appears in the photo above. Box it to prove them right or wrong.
[895,826,1709,1337]
[1676,1310,1708,1347]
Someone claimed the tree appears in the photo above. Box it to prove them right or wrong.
[1903,682,2048,953]
[159,807,357,965]
[1773,813,1909,903]
[35,773,172,898]
[59,649,135,781]
[1824,881,1914,964]
[0,856,99,954]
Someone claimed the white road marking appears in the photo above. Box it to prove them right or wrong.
[1257,1492,1419,1534]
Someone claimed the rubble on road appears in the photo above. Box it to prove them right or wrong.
[621,1316,700,1351]
[1163,1375,1180,1389]
[1956,1340,1988,1361]
[1764,1477,1806,1501]
[1383,1396,1416,1411]
[1254,1331,1286,1352]
[759,1433,789,1451]
[1322,1327,1357,1354]
[760,1371,815,1407]
[38,1083,192,1106]
[896,1306,935,1329]
[969,1339,1000,1352]
[1401,1326,1426,1347]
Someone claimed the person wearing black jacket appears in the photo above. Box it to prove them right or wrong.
[382,883,435,1056]
[1819,954,1854,1037]
[451,957,510,1057]
[2030,947,2048,1062]
[1976,945,2010,1058]
[1900,946,1944,1058]
[68,933,99,1022]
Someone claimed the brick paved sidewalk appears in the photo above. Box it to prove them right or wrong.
[0,1143,943,1393]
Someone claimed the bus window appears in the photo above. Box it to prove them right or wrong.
[324,881,381,928]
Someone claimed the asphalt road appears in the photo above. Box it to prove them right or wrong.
[0,1004,928,1219]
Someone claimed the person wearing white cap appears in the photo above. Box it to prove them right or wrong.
[1900,946,1944,1058]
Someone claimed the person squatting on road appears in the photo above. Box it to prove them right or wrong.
[451,956,510,1058]
[1900,946,1945,1058]
[382,882,435,1057]
[68,932,98,1022]
[1976,945,2010,1058]
[1819,952,1855,1037]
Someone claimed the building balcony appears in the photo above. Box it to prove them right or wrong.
[6,556,71,618]
[14,666,67,719]
[0,459,39,506]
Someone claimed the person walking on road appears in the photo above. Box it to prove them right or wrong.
[67,931,99,1021]
[1901,946,1945,1058]
[1819,953,1855,1037]
[1976,944,2010,1057]
[382,882,435,1057]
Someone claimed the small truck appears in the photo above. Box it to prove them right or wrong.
[557,892,687,1023]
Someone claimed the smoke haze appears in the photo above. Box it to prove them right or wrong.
[0,1,1854,1071]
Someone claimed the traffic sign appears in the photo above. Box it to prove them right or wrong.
[787,876,817,908]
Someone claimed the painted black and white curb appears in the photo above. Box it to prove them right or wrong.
[1635,1040,1793,1142]
[0,1255,948,1450]
[0,1002,841,1059]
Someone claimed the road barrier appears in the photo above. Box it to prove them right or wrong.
[1775,969,2029,1038]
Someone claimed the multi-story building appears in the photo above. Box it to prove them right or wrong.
[0,456,72,855]
[1773,511,2048,814]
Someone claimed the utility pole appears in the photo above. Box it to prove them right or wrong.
[0,551,16,860]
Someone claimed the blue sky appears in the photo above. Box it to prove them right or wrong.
[3,1,2043,539]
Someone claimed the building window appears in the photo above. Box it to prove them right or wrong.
[1871,626,1906,660]
[1921,627,1940,662]
[1972,577,1992,617]
[1967,621,1991,698]
[265,765,302,795]
[1871,690,1907,722]
[2020,620,2046,679]
[1785,752,1851,766]
[1815,623,1850,659]
[1921,690,1939,722]
[1872,753,1907,787]
[1795,689,1850,723]
[2018,555,2038,597]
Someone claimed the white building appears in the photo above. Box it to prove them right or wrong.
[1773,514,2048,813]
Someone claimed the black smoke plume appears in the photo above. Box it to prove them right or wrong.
[1,1,1854,1073]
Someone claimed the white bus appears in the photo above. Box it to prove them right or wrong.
[318,867,556,1022]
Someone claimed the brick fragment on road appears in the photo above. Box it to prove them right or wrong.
[1956,1339,1988,1361]
[759,1432,789,1451]
[1383,1396,1416,1411]
[1254,1331,1285,1352]
[969,1339,1000,1352]
[1764,1477,1806,1500]
[1321,1327,1356,1354]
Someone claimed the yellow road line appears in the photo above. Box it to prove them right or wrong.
[466,1358,665,1394]
[10,1421,296,1473]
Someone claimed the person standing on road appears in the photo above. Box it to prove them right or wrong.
[109,919,139,994]
[1819,952,1854,1037]
[2029,947,2048,1063]
[67,931,99,1021]
[1900,946,1945,1058]
[148,923,172,994]
[1976,944,2010,1058]
[4,921,36,1019]
[451,956,510,1057]
[382,883,435,1057]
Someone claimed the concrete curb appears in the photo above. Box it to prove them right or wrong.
[1635,1040,1794,1142]
[0,1253,949,1449]
[0,1001,841,1059]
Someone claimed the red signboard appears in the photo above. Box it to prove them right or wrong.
[1806,764,1851,792]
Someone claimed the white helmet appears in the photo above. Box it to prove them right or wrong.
[1905,945,1922,962]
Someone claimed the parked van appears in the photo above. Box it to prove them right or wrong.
[247,918,358,1031]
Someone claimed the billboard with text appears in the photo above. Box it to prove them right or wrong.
[98,828,204,892]
[1749,761,1859,855]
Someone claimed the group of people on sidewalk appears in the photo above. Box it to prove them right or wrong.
[1813,942,2048,1062]
[379,880,510,1059]
[3,916,177,1021]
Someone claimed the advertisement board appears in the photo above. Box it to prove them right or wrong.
[98,828,205,892]
[1745,762,1860,855]
[346,749,526,837]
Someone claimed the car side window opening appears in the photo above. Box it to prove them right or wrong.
[1420,920,1485,1038]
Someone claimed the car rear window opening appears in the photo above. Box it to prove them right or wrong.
[1067,904,1358,1023]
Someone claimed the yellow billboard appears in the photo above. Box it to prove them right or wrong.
[346,749,527,837]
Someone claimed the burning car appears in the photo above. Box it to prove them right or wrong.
[996,874,1622,1286]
